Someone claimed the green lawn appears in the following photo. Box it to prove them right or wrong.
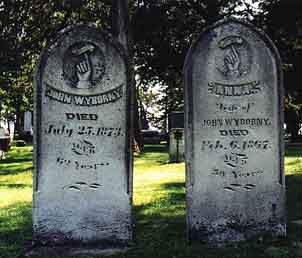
[1,144,302,257]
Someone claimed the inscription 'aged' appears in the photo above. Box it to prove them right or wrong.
[33,24,132,247]
[184,18,285,245]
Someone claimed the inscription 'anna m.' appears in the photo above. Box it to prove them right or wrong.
[208,81,261,97]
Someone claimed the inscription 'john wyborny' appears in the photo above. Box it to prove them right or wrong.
[201,117,271,128]
[45,83,123,106]
[184,18,285,244]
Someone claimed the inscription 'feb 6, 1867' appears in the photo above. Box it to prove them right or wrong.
[184,18,285,245]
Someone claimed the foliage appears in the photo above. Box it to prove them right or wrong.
[131,0,235,130]
[253,0,302,139]
[1,1,302,133]
[0,0,112,132]
[131,0,302,130]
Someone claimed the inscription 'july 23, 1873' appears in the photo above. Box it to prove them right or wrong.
[34,24,132,246]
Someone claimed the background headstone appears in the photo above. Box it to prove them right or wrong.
[33,24,132,247]
[23,111,33,135]
[168,112,185,162]
[168,111,184,131]
[184,18,285,244]
[169,128,185,163]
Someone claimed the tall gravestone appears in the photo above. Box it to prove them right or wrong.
[184,18,285,244]
[33,24,132,249]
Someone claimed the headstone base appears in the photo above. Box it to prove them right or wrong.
[24,243,129,257]
[188,222,286,246]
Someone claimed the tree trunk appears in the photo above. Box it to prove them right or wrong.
[111,0,143,151]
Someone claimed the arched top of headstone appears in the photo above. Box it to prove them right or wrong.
[184,17,283,125]
[35,23,131,95]
[33,23,133,247]
[184,17,282,90]
[183,17,285,244]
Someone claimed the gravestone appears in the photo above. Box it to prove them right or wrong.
[33,24,132,250]
[168,111,184,131]
[184,18,285,244]
[24,111,33,134]
[169,128,185,163]
[168,112,185,162]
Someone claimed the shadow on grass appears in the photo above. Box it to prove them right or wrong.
[3,173,302,258]
[286,174,302,220]
[131,181,268,258]
[0,182,31,188]
[136,144,168,157]
[0,148,33,176]
[161,182,185,190]
[142,144,168,153]
[131,181,187,258]
[0,202,32,258]
[286,174,302,246]
[0,166,33,176]
[0,156,32,165]
[285,146,302,157]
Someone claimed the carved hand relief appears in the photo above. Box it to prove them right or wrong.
[35,25,132,244]
[209,35,260,97]
[46,41,124,106]
[185,19,285,243]
[216,36,250,78]
[63,42,105,89]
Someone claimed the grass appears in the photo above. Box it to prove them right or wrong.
[1,144,302,257]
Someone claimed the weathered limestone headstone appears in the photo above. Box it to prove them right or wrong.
[168,112,185,162]
[184,18,285,244]
[33,24,132,249]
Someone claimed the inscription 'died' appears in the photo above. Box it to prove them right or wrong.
[34,24,132,245]
[43,41,125,178]
[201,34,273,191]
[185,17,285,244]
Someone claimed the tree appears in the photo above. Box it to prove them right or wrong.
[253,0,302,140]
[0,0,112,134]
[2,0,301,138]
[131,0,254,130]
